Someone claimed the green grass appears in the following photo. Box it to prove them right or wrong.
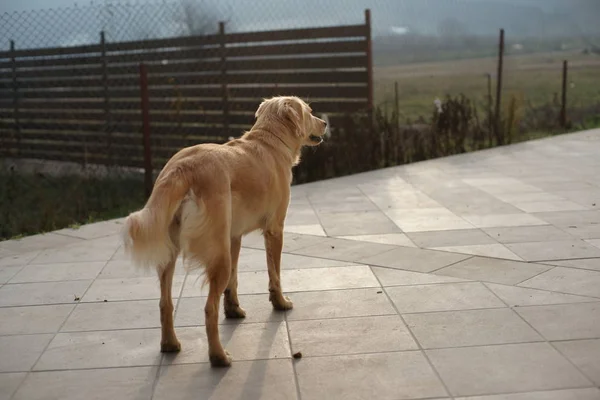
[0,170,145,240]
[374,51,600,120]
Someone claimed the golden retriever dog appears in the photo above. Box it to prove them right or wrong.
[122,96,327,367]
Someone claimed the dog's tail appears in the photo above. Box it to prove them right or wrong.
[122,171,190,270]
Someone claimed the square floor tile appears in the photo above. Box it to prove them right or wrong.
[237,248,352,272]
[0,233,82,255]
[359,247,470,273]
[319,211,401,236]
[9,261,105,283]
[507,240,600,262]
[554,339,600,386]
[0,334,53,372]
[175,294,284,326]
[462,214,547,228]
[407,229,496,248]
[404,308,542,349]
[515,302,600,340]
[386,208,474,232]
[284,224,326,236]
[0,251,39,267]
[289,315,417,356]
[162,322,290,364]
[296,351,447,400]
[0,265,23,284]
[336,233,417,247]
[62,299,169,332]
[435,257,550,285]
[427,342,591,397]
[484,225,572,244]
[533,210,600,227]
[82,276,185,302]
[432,244,522,260]
[31,237,119,264]
[286,288,396,321]
[312,198,378,213]
[153,360,297,400]
[455,388,600,400]
[484,283,596,307]
[99,258,186,279]
[548,258,600,271]
[291,238,396,263]
[0,280,92,306]
[562,224,600,240]
[53,219,125,240]
[12,366,157,400]
[0,372,27,400]
[513,200,588,213]
[386,282,505,313]
[0,304,74,335]
[519,267,600,297]
[34,329,163,370]
[363,189,440,210]
[372,267,468,286]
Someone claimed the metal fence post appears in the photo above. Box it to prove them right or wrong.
[365,9,373,118]
[100,31,112,163]
[219,21,229,138]
[139,63,153,199]
[9,40,20,157]
[560,60,568,128]
[495,28,505,145]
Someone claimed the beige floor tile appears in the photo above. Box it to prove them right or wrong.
[548,258,600,271]
[372,266,468,286]
[0,304,74,335]
[519,267,600,297]
[554,339,600,386]
[162,322,290,364]
[432,244,522,260]
[10,261,105,283]
[13,367,157,400]
[507,240,600,262]
[291,237,396,262]
[427,342,591,397]
[484,225,572,244]
[154,360,297,400]
[82,276,185,302]
[296,351,447,400]
[0,251,39,267]
[484,283,596,307]
[435,257,550,285]
[386,207,474,232]
[407,229,496,248]
[284,224,327,236]
[289,315,417,356]
[0,372,27,400]
[34,329,162,370]
[454,388,600,400]
[359,247,470,273]
[0,265,23,284]
[462,214,547,228]
[516,302,600,340]
[404,308,542,348]
[0,334,53,372]
[336,233,417,247]
[286,288,396,321]
[386,282,505,313]
[0,280,92,306]
[513,200,588,213]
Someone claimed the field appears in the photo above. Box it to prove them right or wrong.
[374,51,600,120]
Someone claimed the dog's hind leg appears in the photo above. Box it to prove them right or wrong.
[204,251,232,367]
[224,235,246,319]
[158,218,181,352]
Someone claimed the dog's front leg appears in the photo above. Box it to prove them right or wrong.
[264,229,293,310]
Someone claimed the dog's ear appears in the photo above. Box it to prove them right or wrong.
[277,98,302,135]
[255,98,269,119]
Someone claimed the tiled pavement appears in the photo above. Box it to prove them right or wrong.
[1,129,600,399]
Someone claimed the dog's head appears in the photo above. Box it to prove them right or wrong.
[255,96,327,147]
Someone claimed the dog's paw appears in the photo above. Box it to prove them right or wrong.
[209,350,232,368]
[272,296,294,311]
[160,340,181,353]
[225,306,247,319]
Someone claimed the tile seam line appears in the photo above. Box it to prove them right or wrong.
[370,265,454,399]
[9,245,118,400]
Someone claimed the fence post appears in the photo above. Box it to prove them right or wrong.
[486,72,493,145]
[394,81,400,164]
[100,31,112,163]
[560,60,568,129]
[219,21,229,138]
[9,40,20,157]
[365,9,374,118]
[495,28,505,145]
[139,63,153,199]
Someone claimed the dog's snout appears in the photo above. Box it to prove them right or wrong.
[322,120,327,128]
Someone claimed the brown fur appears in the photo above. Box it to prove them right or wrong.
[122,96,326,367]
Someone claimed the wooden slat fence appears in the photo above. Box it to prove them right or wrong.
[0,10,372,169]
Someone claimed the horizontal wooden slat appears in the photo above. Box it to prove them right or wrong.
[0,43,102,59]
[225,40,366,57]
[0,55,102,70]
[0,55,368,81]
[225,24,368,44]
[4,85,368,100]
